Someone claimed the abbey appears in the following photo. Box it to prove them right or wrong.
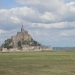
[1,25,52,52]
[11,25,32,48]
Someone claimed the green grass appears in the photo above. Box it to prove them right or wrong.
[0,50,75,75]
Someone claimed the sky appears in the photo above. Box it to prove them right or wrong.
[0,0,75,47]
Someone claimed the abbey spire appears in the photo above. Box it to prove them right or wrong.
[22,24,23,29]
[21,24,24,32]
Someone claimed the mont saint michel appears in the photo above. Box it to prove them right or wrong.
[1,25,52,52]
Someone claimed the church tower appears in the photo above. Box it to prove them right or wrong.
[11,24,32,48]
[21,25,25,32]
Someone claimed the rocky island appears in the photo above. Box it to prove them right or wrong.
[1,25,52,52]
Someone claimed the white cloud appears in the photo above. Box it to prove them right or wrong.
[15,0,75,23]
[66,2,75,6]
[16,0,68,14]
[31,21,75,29]
[0,0,75,46]
[66,2,75,12]
[0,29,6,34]
[41,12,57,22]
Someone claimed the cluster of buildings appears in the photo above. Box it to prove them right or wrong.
[1,25,52,52]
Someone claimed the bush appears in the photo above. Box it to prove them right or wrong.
[3,39,13,49]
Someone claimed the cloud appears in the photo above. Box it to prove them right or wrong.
[16,0,75,22]
[31,21,75,30]
[0,29,6,34]
[0,0,75,25]
[0,0,75,46]
[16,0,68,14]
[66,2,75,6]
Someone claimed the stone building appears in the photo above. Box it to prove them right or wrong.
[11,25,32,48]
[1,25,53,52]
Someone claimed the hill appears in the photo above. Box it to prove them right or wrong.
[0,25,52,51]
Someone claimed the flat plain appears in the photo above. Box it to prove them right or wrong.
[0,50,75,75]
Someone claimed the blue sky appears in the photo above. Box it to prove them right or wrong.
[0,0,24,9]
[0,0,75,47]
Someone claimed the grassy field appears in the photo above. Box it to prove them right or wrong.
[0,50,75,75]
